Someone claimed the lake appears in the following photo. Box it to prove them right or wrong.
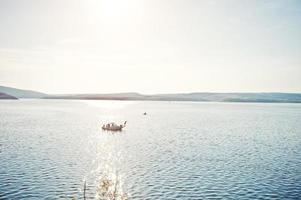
[0,100,301,199]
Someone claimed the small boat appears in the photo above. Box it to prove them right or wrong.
[102,121,127,131]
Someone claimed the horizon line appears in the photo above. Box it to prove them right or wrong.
[1,85,301,95]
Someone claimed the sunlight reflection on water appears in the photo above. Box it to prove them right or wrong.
[84,100,137,110]
[85,128,129,199]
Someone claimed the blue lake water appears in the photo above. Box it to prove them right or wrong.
[0,100,301,199]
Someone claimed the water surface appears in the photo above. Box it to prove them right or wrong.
[0,100,300,199]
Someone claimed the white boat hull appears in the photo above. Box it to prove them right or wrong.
[102,126,123,131]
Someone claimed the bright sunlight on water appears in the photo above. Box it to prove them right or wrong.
[0,100,301,199]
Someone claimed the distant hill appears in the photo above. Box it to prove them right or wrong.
[44,93,146,100]
[1,85,301,103]
[148,93,301,103]
[45,92,301,103]
[0,92,18,99]
[0,86,48,98]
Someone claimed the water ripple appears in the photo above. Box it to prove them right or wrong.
[0,100,301,199]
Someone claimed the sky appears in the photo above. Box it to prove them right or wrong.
[0,0,300,94]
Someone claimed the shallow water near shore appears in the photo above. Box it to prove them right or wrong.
[0,100,301,199]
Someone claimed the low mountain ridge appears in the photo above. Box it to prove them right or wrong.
[45,92,301,103]
[0,86,48,98]
[1,85,301,103]
[0,92,18,99]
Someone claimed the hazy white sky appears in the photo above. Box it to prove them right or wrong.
[0,0,300,94]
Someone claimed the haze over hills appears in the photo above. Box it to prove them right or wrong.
[1,85,301,103]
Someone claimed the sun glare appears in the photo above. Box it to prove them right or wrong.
[84,100,136,110]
